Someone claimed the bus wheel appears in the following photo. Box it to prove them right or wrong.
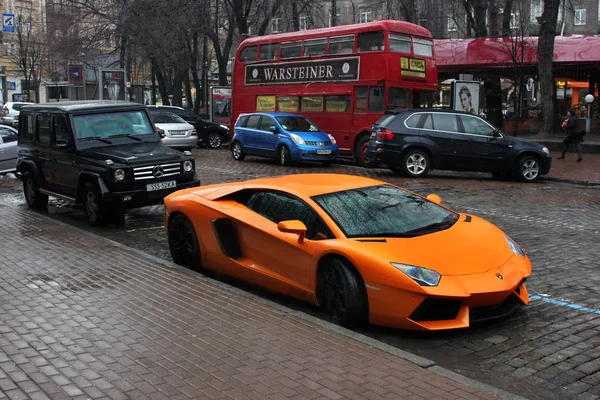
[355,135,370,166]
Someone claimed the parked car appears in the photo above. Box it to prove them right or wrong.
[2,102,32,127]
[16,101,200,225]
[164,173,531,330]
[231,112,339,166]
[365,109,552,182]
[147,105,230,149]
[0,126,19,174]
[147,109,197,151]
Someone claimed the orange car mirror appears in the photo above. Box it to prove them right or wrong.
[277,220,307,242]
[426,194,442,204]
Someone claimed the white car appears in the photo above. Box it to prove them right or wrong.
[1,102,32,127]
[148,110,197,150]
[0,126,20,174]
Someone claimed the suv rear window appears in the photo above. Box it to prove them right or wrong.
[374,114,397,127]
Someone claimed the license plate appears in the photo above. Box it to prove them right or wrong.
[316,150,332,155]
[146,180,176,192]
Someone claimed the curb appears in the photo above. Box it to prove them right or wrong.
[543,176,600,187]
[28,208,527,400]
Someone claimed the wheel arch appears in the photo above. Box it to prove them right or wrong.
[315,253,367,306]
[516,151,545,167]
[77,173,102,203]
[353,130,372,161]
[401,145,434,162]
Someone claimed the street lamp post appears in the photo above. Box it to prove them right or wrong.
[585,94,594,134]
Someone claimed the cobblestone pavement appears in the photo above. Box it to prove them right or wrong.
[0,205,504,400]
[1,148,600,399]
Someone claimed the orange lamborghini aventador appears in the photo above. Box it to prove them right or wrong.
[164,174,531,331]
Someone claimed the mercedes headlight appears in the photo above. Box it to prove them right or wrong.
[183,160,193,172]
[327,134,337,144]
[391,263,441,286]
[114,169,125,181]
[290,133,305,145]
[542,147,550,157]
[505,234,525,257]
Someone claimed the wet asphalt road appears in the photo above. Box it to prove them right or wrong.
[1,148,599,400]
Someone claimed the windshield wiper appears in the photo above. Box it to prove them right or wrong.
[109,134,142,141]
[403,214,458,236]
[81,136,112,144]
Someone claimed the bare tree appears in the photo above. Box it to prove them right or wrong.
[537,0,561,133]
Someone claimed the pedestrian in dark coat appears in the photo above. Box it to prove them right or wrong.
[558,108,584,162]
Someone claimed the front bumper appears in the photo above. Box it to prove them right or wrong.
[101,178,200,209]
[292,144,339,162]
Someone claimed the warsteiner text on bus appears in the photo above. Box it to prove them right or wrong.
[231,20,438,165]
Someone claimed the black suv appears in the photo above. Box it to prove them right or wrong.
[146,105,230,149]
[17,101,200,225]
[365,109,552,182]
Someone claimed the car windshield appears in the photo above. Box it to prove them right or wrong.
[275,116,320,132]
[73,111,155,140]
[312,184,459,238]
[150,112,186,124]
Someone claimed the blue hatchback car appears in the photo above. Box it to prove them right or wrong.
[231,112,339,166]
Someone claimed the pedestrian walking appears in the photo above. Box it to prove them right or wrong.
[558,108,584,162]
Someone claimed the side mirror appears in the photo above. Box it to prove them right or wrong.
[277,220,307,242]
[426,194,442,204]
[492,129,502,138]
[158,129,166,139]
[55,139,70,149]
[269,126,279,133]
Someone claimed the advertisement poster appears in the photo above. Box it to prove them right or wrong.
[210,86,232,125]
[452,80,480,115]
[101,69,125,101]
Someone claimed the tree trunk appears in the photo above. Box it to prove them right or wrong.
[331,0,337,26]
[501,0,514,36]
[488,0,499,37]
[291,2,299,31]
[171,69,186,107]
[183,74,193,109]
[538,0,560,133]
[152,59,170,106]
[474,0,487,37]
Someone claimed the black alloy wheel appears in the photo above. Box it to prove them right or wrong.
[208,132,223,149]
[22,171,48,209]
[168,214,202,270]
[320,259,368,328]
[82,182,109,226]
[354,135,371,166]
[402,149,430,178]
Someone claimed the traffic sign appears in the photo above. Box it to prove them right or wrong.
[2,14,15,33]
[7,82,16,90]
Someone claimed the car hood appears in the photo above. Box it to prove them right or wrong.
[289,131,332,142]
[350,215,516,276]
[78,142,183,165]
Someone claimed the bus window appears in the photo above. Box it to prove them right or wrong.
[413,38,433,57]
[325,95,351,112]
[301,96,324,112]
[369,87,385,112]
[257,95,276,111]
[330,36,354,54]
[304,39,327,56]
[278,96,299,112]
[389,34,411,53]
[357,31,385,52]
[281,42,302,59]
[259,43,279,61]
[388,88,410,110]
[355,87,368,113]
[240,46,258,62]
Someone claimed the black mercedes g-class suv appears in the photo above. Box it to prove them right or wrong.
[17,101,200,225]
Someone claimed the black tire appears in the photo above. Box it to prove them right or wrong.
[389,165,403,175]
[279,145,291,166]
[319,259,369,328]
[208,132,223,149]
[401,149,430,178]
[82,182,109,226]
[354,135,371,166]
[168,214,202,270]
[491,171,514,181]
[231,141,245,161]
[516,155,541,182]
[22,171,48,209]
[197,141,208,148]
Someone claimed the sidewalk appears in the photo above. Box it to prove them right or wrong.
[544,151,600,185]
[0,205,520,400]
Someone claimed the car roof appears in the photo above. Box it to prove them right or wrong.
[386,108,483,117]
[19,101,146,113]
[147,105,185,110]
[243,174,383,197]
[240,112,306,118]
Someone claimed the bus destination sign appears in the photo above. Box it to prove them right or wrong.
[245,57,360,85]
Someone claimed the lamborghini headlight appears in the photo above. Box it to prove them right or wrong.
[505,234,525,257]
[391,263,441,286]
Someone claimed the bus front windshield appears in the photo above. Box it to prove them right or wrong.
[276,116,320,132]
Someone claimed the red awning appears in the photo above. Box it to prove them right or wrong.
[434,35,600,71]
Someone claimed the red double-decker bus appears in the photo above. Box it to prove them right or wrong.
[231,20,438,164]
